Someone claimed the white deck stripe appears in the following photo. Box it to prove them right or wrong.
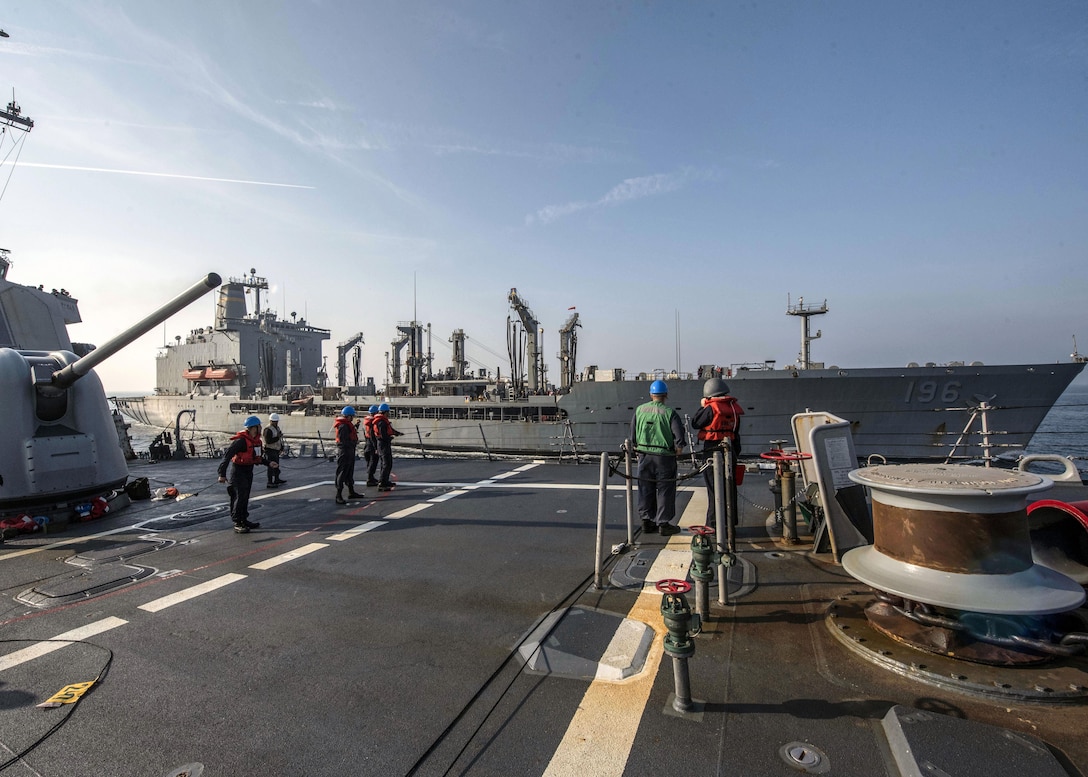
[513,462,542,472]
[328,521,386,540]
[0,617,128,672]
[139,573,247,612]
[387,503,432,519]
[542,497,702,776]
[491,472,517,480]
[428,490,468,503]
[248,543,328,570]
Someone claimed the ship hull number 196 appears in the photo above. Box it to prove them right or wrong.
[904,380,961,404]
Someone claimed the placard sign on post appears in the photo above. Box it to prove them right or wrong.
[791,412,873,562]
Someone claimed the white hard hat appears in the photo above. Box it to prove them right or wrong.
[269,413,281,422]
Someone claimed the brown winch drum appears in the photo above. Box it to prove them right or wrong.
[841,464,1086,615]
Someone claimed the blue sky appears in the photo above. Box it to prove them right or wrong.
[2,1,1086,393]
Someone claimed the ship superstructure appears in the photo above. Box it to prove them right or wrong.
[153,269,330,401]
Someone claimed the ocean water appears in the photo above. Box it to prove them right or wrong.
[1025,383,1088,460]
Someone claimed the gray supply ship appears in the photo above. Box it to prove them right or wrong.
[114,272,1086,461]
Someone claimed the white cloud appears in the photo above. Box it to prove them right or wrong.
[527,168,701,225]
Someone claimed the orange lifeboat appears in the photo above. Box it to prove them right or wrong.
[205,367,237,381]
[182,368,207,381]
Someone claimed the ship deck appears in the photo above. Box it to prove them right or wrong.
[1,453,1086,776]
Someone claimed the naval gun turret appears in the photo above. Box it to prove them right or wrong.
[0,273,221,512]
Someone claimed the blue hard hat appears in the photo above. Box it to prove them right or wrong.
[341,406,356,416]
[244,415,262,428]
[650,380,668,396]
[378,403,390,413]
[369,404,379,414]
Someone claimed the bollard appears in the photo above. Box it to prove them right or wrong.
[657,579,700,712]
[688,525,718,621]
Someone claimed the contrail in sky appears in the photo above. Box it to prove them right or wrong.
[3,162,315,189]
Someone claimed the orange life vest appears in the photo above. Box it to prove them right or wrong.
[696,396,743,442]
[230,431,263,465]
[334,416,359,446]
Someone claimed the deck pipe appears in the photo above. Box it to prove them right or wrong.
[782,467,799,544]
[689,526,717,621]
[660,583,699,713]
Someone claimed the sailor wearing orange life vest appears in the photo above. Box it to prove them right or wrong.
[690,377,744,522]
[334,406,365,505]
[372,403,404,491]
[217,415,273,533]
[363,404,380,487]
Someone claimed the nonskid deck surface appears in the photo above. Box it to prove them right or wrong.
[0,455,1086,776]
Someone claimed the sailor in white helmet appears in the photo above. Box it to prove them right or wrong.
[263,413,286,488]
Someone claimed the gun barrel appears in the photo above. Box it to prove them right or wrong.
[51,273,222,389]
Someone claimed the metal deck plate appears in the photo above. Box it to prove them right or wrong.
[882,704,1069,777]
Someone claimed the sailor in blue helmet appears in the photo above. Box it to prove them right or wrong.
[363,404,380,486]
[218,415,272,533]
[333,406,365,505]
[372,402,404,491]
[629,380,686,536]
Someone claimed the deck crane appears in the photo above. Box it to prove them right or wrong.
[449,328,468,379]
[558,311,581,391]
[336,332,364,387]
[507,288,544,394]
[389,322,424,394]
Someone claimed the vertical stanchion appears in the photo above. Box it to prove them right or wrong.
[713,450,729,605]
[724,441,737,555]
[414,426,428,459]
[594,452,609,590]
[624,441,635,546]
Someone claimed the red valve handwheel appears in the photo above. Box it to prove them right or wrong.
[655,579,691,594]
[760,449,812,462]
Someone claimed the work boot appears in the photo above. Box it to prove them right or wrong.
[347,492,365,499]
[243,520,260,530]
[641,518,657,534]
[335,494,347,505]
[233,523,250,534]
[659,523,681,537]
[366,479,379,487]
[266,482,279,489]
[377,483,394,492]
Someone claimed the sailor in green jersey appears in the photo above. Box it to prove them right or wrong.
[629,379,686,536]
